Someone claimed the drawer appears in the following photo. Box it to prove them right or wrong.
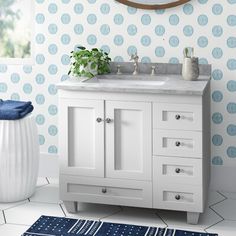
[153,157,202,185]
[60,175,152,208]
[153,103,202,131]
[153,130,202,158]
[153,184,203,212]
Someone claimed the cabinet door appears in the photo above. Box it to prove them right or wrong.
[106,101,152,181]
[59,99,104,177]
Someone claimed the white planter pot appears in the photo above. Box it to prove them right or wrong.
[0,115,39,202]
[79,62,98,76]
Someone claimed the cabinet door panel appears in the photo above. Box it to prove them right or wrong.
[106,101,152,180]
[59,99,104,177]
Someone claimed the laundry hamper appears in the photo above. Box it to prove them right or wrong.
[0,115,39,202]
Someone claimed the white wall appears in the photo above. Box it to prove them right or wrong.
[0,0,236,190]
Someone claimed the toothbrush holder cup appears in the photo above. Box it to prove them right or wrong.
[182,57,199,81]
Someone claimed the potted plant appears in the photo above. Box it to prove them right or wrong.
[68,46,111,80]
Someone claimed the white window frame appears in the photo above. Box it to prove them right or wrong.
[0,0,35,65]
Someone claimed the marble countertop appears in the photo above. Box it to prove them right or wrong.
[57,73,210,96]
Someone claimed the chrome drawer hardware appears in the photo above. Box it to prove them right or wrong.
[175,114,181,120]
[175,141,181,147]
[175,194,181,200]
[96,117,103,123]
[102,188,107,194]
[175,168,181,173]
[105,118,112,123]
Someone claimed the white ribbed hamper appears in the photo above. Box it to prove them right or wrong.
[0,115,39,202]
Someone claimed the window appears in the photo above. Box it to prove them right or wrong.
[0,0,33,64]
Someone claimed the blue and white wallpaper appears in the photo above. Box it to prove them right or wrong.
[0,0,235,167]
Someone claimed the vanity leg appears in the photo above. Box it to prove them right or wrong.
[187,212,200,224]
[63,201,77,213]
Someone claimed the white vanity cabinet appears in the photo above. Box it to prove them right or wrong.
[58,81,210,225]
[59,93,153,210]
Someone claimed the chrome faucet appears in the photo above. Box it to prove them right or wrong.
[130,53,139,75]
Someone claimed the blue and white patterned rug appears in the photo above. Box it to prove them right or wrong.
[22,215,218,236]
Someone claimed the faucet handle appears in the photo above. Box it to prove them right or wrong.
[130,53,139,62]
[151,65,157,76]
[116,65,122,75]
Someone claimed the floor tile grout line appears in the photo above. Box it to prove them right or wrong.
[36,183,50,189]
[59,203,67,217]
[2,210,6,224]
[99,206,123,221]
[5,222,31,227]
[216,191,228,200]
[46,177,50,184]
[204,218,224,232]
[0,201,29,212]
[208,191,227,208]
[209,198,227,208]
[209,206,224,220]
[155,212,168,228]
[26,200,63,205]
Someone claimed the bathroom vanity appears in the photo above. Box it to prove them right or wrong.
[57,62,211,224]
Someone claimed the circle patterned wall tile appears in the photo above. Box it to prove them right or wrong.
[212,156,223,165]
[11,73,20,84]
[0,0,235,161]
[227,147,236,158]
[212,135,223,146]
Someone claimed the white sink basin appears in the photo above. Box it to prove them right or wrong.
[85,74,169,86]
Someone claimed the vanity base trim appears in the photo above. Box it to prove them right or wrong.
[60,175,152,208]
[187,212,200,225]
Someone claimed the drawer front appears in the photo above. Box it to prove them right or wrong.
[153,184,203,212]
[153,103,202,131]
[60,175,152,208]
[153,130,202,158]
[153,157,202,185]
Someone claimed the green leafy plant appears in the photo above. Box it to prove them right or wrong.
[183,47,194,58]
[68,46,111,79]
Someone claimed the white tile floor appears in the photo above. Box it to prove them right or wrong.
[0,177,235,236]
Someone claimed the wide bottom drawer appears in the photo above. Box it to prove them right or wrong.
[153,184,203,212]
[60,175,152,208]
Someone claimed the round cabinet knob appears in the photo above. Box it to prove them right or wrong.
[96,118,103,123]
[175,168,181,174]
[105,118,112,123]
[102,188,107,194]
[175,194,181,200]
[175,114,181,120]
[175,141,181,147]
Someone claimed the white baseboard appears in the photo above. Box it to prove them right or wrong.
[39,153,236,192]
[39,153,59,178]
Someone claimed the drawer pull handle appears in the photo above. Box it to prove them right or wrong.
[175,168,181,173]
[102,188,107,194]
[175,114,181,120]
[105,118,113,124]
[175,194,181,200]
[175,141,181,147]
[96,118,103,123]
